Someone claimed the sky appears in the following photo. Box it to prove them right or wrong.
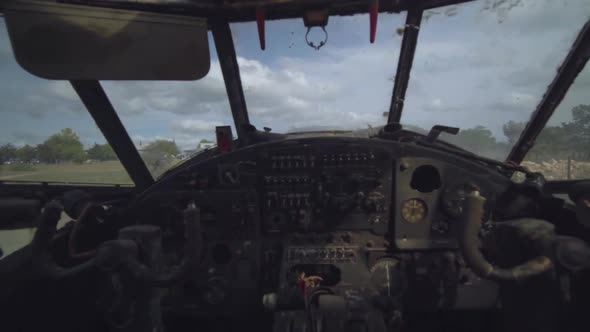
[0,0,589,156]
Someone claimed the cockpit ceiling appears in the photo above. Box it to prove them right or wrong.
[1,0,475,22]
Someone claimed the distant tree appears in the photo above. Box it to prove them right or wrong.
[571,104,590,150]
[141,140,180,176]
[502,121,526,145]
[87,143,117,161]
[37,128,86,163]
[450,126,497,150]
[16,145,37,163]
[0,144,17,163]
[143,140,179,157]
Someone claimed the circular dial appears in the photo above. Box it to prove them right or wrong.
[370,258,403,298]
[401,198,428,223]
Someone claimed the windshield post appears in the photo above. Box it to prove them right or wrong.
[210,19,251,141]
[507,19,590,164]
[387,7,424,124]
[70,80,155,190]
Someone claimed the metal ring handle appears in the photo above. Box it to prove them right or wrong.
[305,26,328,50]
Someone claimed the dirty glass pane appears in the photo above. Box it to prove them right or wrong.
[522,64,590,180]
[402,0,590,160]
[231,13,405,133]
[0,18,132,185]
[102,33,232,178]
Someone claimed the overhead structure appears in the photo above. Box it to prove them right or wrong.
[2,0,475,23]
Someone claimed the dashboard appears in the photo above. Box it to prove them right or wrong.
[132,136,510,319]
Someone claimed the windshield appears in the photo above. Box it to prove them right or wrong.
[408,0,590,159]
[522,63,590,180]
[232,0,589,160]
[231,14,405,132]
[0,19,232,182]
[0,18,133,185]
[0,1,589,185]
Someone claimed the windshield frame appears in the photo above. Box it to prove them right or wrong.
[1,0,588,188]
[506,20,590,163]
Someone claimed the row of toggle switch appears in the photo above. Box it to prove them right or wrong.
[287,246,357,263]
[264,176,312,185]
[270,155,316,169]
[266,193,311,208]
[321,152,376,166]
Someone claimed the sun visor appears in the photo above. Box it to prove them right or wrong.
[2,0,210,80]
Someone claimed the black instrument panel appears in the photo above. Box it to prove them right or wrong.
[149,136,510,248]
[136,136,511,315]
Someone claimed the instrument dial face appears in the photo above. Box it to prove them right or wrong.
[401,198,428,223]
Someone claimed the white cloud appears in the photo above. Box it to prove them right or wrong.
[172,119,224,134]
[47,81,78,101]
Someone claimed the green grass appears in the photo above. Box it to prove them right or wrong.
[0,161,133,184]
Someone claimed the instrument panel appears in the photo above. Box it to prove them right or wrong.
[258,142,392,235]
[150,136,509,248]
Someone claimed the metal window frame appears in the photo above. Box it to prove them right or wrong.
[387,7,423,124]
[210,19,251,140]
[70,80,155,191]
[507,19,590,164]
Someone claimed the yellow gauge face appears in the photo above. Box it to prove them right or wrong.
[401,198,428,223]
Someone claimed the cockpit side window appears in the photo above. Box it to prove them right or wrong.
[522,64,590,180]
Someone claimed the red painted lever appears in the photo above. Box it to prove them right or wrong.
[369,0,379,43]
[256,7,266,50]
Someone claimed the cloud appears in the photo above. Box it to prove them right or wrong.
[172,119,224,135]
[101,61,228,116]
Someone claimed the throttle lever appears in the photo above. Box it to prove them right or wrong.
[32,200,201,285]
[460,191,553,281]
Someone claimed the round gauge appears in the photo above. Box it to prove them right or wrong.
[401,198,428,223]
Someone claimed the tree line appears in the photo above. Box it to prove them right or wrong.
[405,104,590,161]
[0,104,588,165]
[0,128,183,178]
[0,128,117,164]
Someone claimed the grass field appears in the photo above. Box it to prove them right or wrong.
[0,161,133,184]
